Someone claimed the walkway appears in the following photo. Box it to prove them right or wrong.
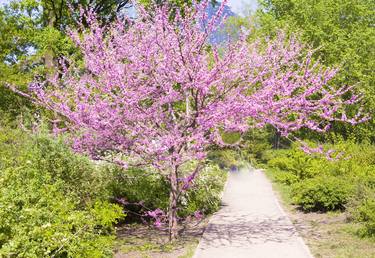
[193,166,314,258]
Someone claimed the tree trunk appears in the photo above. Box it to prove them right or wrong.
[44,8,56,82]
[273,130,281,149]
[168,167,179,241]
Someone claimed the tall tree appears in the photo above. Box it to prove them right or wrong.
[16,0,365,239]
[0,0,131,119]
[255,0,375,141]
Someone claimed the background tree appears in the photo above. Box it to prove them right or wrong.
[0,0,131,120]
[16,0,365,240]
[254,0,375,141]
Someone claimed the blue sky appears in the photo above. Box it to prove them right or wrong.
[0,0,258,15]
[227,0,258,15]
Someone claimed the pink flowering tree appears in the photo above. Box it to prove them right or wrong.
[19,0,365,240]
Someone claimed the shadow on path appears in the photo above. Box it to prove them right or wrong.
[194,167,314,258]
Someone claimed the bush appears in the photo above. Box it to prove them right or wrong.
[207,149,240,169]
[291,176,353,211]
[108,162,227,219]
[0,128,124,257]
[267,148,325,181]
[355,200,375,237]
[179,163,227,216]
[108,166,170,214]
[256,137,375,238]
[242,127,273,162]
[273,170,299,185]
[347,177,375,237]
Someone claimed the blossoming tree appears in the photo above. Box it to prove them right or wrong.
[22,0,365,240]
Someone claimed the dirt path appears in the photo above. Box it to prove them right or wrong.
[193,166,314,258]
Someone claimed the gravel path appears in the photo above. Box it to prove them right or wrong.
[193,166,314,258]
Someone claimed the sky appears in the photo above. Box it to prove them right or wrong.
[227,0,258,16]
[0,0,258,15]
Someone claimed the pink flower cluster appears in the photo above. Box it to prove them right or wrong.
[30,0,365,172]
[146,208,165,229]
[300,144,345,161]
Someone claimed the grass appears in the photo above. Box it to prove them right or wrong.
[263,167,375,258]
[306,218,375,258]
[177,243,197,258]
[262,167,293,209]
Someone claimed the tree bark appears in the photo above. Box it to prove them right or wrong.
[273,130,281,149]
[44,7,56,82]
[168,166,179,241]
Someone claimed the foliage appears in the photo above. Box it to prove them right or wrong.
[108,162,226,219]
[0,0,132,120]
[291,176,352,211]
[179,163,227,216]
[354,199,375,237]
[255,0,375,140]
[262,141,375,236]
[108,166,170,213]
[207,149,240,169]
[267,147,324,182]
[14,0,364,239]
[0,127,124,257]
[242,128,273,163]
[347,176,375,237]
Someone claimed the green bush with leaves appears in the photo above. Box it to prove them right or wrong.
[207,149,240,169]
[108,166,170,213]
[355,200,375,237]
[263,141,375,233]
[291,176,353,211]
[347,176,375,237]
[242,127,274,163]
[108,162,227,219]
[0,128,124,257]
[179,163,227,216]
[267,147,326,182]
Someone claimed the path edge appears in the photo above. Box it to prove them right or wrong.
[259,168,315,258]
[192,167,231,258]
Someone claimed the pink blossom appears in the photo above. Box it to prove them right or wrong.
[147,208,164,219]
[19,1,365,236]
[194,210,204,220]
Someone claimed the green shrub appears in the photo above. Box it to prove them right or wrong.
[108,166,170,212]
[260,149,280,163]
[347,177,375,237]
[355,199,375,237]
[267,148,326,181]
[207,149,239,169]
[242,127,273,162]
[0,128,124,257]
[108,162,227,218]
[273,170,299,185]
[258,138,375,238]
[179,163,227,216]
[291,176,353,211]
[356,199,375,237]
[267,155,294,171]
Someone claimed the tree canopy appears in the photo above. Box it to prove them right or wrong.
[0,0,132,119]
[255,0,375,140]
[16,0,366,239]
